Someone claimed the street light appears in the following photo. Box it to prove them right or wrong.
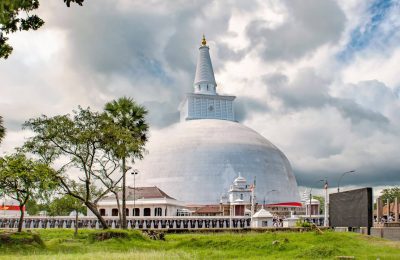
[337,170,356,193]
[131,170,139,216]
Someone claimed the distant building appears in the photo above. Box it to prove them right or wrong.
[93,175,302,218]
[90,186,187,217]
[0,197,24,217]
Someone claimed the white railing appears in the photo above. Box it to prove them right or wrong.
[0,216,251,229]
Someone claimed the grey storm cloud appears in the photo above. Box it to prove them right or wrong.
[235,96,269,122]
[264,68,391,127]
[296,165,400,189]
[246,0,346,61]
[330,98,390,126]
[265,68,330,109]
[142,101,180,128]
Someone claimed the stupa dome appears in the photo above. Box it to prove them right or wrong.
[134,119,300,204]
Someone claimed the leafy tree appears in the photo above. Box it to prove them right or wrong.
[381,187,400,203]
[23,106,123,229]
[104,97,148,229]
[25,198,41,215]
[48,194,86,216]
[312,195,325,214]
[0,115,4,144]
[0,153,58,232]
[48,193,86,236]
[0,0,84,59]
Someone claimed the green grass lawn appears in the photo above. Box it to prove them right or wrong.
[0,229,399,259]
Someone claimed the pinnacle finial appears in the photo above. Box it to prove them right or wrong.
[201,34,207,46]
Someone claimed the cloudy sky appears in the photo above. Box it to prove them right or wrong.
[1,0,399,195]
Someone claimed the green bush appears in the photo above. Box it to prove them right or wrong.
[89,229,146,242]
[0,231,45,248]
[296,219,311,227]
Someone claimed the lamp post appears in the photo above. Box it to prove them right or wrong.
[309,188,313,219]
[131,170,138,216]
[337,170,355,193]
[323,180,329,227]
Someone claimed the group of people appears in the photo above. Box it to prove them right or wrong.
[375,215,398,223]
[272,216,284,227]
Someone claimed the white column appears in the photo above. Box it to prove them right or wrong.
[324,182,329,227]
[387,199,390,217]
[377,197,382,221]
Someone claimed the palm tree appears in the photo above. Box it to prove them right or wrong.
[104,97,148,229]
[0,116,5,144]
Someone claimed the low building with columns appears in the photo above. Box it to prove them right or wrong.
[88,186,188,218]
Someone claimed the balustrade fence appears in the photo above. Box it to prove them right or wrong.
[0,217,251,230]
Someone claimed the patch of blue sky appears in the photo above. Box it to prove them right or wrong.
[131,54,173,84]
[337,0,396,62]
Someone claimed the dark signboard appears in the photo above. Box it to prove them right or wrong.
[329,187,372,228]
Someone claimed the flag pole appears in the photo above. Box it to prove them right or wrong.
[250,176,256,223]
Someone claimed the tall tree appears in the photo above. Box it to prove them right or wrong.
[0,115,4,144]
[381,187,400,202]
[0,153,57,232]
[23,106,123,229]
[104,97,148,229]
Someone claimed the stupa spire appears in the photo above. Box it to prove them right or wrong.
[179,36,236,122]
[202,34,207,46]
[194,35,217,95]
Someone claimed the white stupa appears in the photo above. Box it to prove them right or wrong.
[134,36,300,204]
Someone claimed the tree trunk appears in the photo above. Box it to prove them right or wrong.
[74,209,78,237]
[18,204,24,232]
[86,202,109,229]
[121,157,127,229]
[114,191,122,225]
